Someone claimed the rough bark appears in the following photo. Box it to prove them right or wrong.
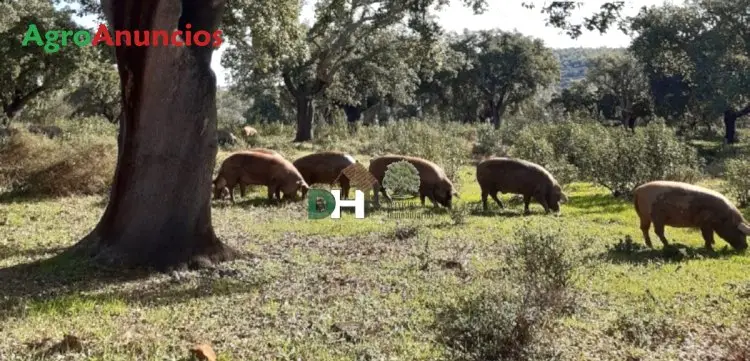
[294,95,315,142]
[71,0,235,270]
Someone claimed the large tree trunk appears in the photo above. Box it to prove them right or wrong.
[490,104,505,129]
[724,105,750,144]
[723,113,737,144]
[71,0,235,270]
[294,95,315,142]
[342,104,362,123]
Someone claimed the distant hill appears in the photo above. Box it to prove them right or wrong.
[552,47,626,89]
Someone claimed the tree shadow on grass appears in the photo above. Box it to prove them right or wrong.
[0,191,54,205]
[211,195,304,210]
[566,192,630,214]
[466,200,549,218]
[600,236,743,265]
[0,244,68,260]
[0,247,264,324]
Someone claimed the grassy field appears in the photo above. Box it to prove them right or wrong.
[1,120,750,360]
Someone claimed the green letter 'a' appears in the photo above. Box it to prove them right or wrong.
[22,24,44,46]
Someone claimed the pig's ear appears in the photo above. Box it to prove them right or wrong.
[739,223,750,234]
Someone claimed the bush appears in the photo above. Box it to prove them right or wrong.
[435,225,579,361]
[572,120,702,197]
[724,159,750,208]
[0,130,116,196]
[471,124,508,157]
[358,118,471,187]
[508,125,579,185]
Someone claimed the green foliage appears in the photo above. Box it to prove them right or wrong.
[572,121,703,197]
[358,119,470,185]
[435,225,580,361]
[724,159,750,208]
[552,47,625,89]
[12,91,74,126]
[216,89,250,129]
[508,127,579,186]
[1,0,92,123]
[630,0,750,132]
[439,30,560,126]
[382,160,420,197]
[584,52,652,120]
[65,59,120,123]
[471,124,507,157]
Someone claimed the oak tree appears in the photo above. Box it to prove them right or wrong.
[1,0,90,124]
[69,0,236,270]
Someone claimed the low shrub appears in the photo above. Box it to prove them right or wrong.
[471,124,508,157]
[0,130,116,196]
[508,124,579,185]
[572,120,702,197]
[435,225,579,361]
[724,158,750,207]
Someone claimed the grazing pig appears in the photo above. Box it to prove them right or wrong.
[243,126,258,138]
[633,180,750,251]
[476,157,567,214]
[244,148,280,156]
[293,151,356,199]
[368,155,458,208]
[216,128,237,145]
[212,152,309,202]
[27,124,62,139]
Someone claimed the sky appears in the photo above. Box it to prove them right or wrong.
[69,0,682,87]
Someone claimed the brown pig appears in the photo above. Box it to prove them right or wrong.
[475,157,567,214]
[633,180,750,251]
[243,126,258,138]
[212,152,309,202]
[293,151,357,199]
[368,155,458,208]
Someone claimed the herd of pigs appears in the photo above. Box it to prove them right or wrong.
[213,148,750,252]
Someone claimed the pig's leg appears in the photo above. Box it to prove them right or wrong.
[266,185,274,201]
[426,189,440,208]
[522,194,532,214]
[640,216,653,248]
[481,189,489,211]
[490,191,504,209]
[420,193,426,206]
[652,219,670,247]
[700,226,715,251]
[239,183,246,198]
[339,177,350,200]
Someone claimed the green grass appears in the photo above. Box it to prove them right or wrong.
[2,119,750,361]
[1,153,749,360]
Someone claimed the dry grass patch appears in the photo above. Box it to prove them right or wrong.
[0,130,116,197]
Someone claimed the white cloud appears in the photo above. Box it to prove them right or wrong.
[68,0,683,87]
